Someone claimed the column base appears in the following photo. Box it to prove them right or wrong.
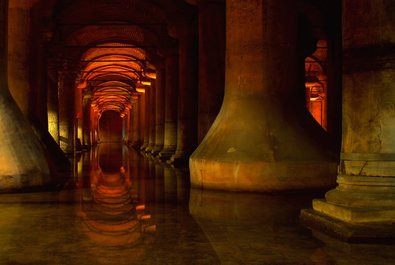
[169,151,190,167]
[190,157,337,192]
[151,145,164,156]
[158,146,176,161]
[300,208,395,243]
[144,143,155,153]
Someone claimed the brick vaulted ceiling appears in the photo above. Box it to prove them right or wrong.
[36,0,193,116]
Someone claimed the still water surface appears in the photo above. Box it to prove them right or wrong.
[1,143,395,264]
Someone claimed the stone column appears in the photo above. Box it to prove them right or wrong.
[131,93,144,148]
[47,58,59,143]
[158,50,179,161]
[32,30,52,129]
[301,0,395,241]
[0,0,50,191]
[91,106,99,145]
[152,67,166,156]
[169,15,199,165]
[145,82,156,153]
[196,0,226,143]
[7,0,35,116]
[75,78,84,152]
[58,63,77,154]
[129,98,137,146]
[82,90,92,149]
[140,86,150,151]
[189,0,337,192]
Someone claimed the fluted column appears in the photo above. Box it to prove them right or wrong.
[169,15,199,165]
[0,0,51,191]
[301,0,395,241]
[189,0,337,191]
[152,67,166,156]
[158,50,179,161]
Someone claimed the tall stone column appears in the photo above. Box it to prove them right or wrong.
[152,67,165,156]
[195,0,226,143]
[82,90,92,149]
[129,97,138,146]
[32,30,52,129]
[7,0,35,116]
[169,15,199,165]
[145,82,156,153]
[47,58,59,143]
[0,0,50,191]
[158,50,179,161]
[131,93,144,148]
[140,87,149,151]
[301,0,395,241]
[189,0,337,192]
[58,62,77,154]
[90,106,99,145]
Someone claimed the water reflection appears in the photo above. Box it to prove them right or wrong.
[78,143,156,247]
[2,144,395,264]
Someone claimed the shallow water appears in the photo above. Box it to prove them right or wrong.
[1,143,395,265]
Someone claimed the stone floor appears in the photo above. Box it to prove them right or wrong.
[1,143,395,265]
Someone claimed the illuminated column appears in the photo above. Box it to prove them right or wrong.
[0,0,50,191]
[82,90,92,148]
[75,78,84,151]
[144,82,156,153]
[47,58,59,143]
[122,110,130,144]
[90,106,100,145]
[301,0,395,240]
[147,81,156,153]
[58,63,77,154]
[190,0,337,191]
[158,50,179,161]
[169,15,199,165]
[152,67,165,156]
[140,86,149,151]
[132,92,145,148]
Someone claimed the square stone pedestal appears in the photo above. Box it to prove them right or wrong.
[300,207,395,243]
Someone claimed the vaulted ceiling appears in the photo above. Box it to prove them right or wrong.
[32,0,195,117]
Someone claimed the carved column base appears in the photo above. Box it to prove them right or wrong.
[301,175,395,241]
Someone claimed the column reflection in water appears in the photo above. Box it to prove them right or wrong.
[78,143,156,247]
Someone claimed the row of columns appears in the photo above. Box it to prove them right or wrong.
[114,0,225,166]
